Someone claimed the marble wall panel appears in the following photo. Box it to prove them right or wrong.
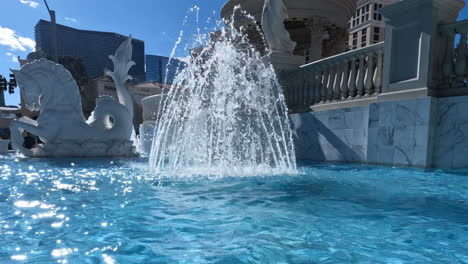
[292,97,435,168]
[432,96,468,169]
[291,106,369,163]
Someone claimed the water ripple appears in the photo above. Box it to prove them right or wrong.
[0,155,468,263]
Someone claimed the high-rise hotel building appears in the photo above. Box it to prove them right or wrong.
[34,20,146,81]
[145,55,185,85]
[346,0,401,50]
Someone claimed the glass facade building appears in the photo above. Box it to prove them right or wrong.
[35,20,145,81]
[145,55,185,84]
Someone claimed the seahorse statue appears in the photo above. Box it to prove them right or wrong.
[9,59,135,158]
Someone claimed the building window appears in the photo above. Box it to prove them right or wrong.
[366,4,370,12]
[353,39,357,46]
[362,28,367,35]
[374,34,379,41]
[374,27,380,34]
[353,32,358,39]
[362,35,367,43]
[366,14,369,21]
[374,4,378,10]
[362,42,367,48]
[357,9,361,16]
[374,13,378,20]
[378,14,382,21]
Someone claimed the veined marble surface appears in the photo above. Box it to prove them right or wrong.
[432,96,468,169]
[367,97,434,168]
[291,96,445,168]
[291,106,369,163]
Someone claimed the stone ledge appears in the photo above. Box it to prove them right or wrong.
[291,88,429,113]
[309,96,377,112]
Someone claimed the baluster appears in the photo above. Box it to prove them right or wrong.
[298,73,304,106]
[341,58,350,99]
[364,51,375,96]
[307,71,315,106]
[356,54,366,97]
[327,64,336,102]
[294,72,299,107]
[300,73,305,106]
[334,61,343,101]
[321,67,329,103]
[454,31,467,87]
[373,48,384,94]
[297,72,302,107]
[301,71,306,107]
[315,70,322,104]
[295,73,301,107]
[348,56,357,99]
[442,31,455,88]
[291,73,297,107]
[303,71,310,106]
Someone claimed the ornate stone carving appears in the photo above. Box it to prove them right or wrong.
[9,58,135,158]
[105,36,135,121]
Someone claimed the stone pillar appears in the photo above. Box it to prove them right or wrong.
[380,0,465,96]
[305,20,329,62]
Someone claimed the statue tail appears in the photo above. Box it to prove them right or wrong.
[87,96,133,140]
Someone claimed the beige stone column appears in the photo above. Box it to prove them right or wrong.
[305,19,329,62]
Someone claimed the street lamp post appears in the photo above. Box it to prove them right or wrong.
[43,0,58,62]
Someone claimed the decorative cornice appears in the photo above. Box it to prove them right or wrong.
[380,0,465,19]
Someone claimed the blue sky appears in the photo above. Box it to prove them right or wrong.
[1,0,468,106]
[0,0,225,106]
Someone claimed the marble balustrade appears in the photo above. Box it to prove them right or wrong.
[283,42,384,113]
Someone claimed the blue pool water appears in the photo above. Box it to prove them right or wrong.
[1,154,468,264]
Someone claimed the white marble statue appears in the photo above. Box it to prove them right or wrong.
[261,0,297,55]
[104,36,135,121]
[102,36,143,152]
[9,58,135,158]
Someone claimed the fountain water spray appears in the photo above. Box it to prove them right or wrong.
[149,7,296,176]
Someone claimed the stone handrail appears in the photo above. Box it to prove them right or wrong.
[439,19,468,91]
[283,42,384,112]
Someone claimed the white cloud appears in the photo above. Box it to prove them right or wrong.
[0,26,35,52]
[19,0,39,8]
[64,17,78,23]
[6,52,19,63]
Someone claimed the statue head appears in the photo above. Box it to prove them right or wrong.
[11,68,43,112]
[11,58,75,112]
